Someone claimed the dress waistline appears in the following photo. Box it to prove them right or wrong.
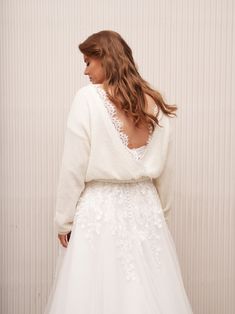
[88,177,152,184]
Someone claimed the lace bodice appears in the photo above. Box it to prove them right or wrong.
[126,145,147,160]
[94,84,158,160]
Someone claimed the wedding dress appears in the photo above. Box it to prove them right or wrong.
[44,85,193,314]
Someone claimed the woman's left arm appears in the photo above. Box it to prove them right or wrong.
[152,120,174,224]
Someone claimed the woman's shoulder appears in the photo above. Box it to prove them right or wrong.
[71,84,102,110]
[144,94,170,125]
[69,84,99,112]
[154,108,172,140]
[68,84,94,120]
[73,83,94,97]
[75,83,99,94]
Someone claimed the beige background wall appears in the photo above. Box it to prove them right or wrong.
[0,0,234,313]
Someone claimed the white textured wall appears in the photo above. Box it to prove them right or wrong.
[0,0,234,313]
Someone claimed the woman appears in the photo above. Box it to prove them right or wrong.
[44,30,193,313]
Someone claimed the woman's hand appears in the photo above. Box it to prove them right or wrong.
[58,232,70,248]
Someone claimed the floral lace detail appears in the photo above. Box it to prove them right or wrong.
[127,145,146,160]
[74,179,164,282]
[94,85,158,159]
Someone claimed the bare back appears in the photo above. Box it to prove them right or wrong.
[113,94,157,149]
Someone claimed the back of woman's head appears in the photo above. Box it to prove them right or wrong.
[79,30,138,83]
[79,30,177,131]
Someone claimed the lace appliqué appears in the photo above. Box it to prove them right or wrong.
[74,180,164,282]
[94,85,158,160]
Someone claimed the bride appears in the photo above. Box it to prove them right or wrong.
[44,30,193,314]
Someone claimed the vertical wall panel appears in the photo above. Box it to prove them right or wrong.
[0,0,234,313]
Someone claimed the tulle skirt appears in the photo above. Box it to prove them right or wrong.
[44,179,193,314]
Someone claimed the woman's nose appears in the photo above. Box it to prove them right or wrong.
[84,68,89,75]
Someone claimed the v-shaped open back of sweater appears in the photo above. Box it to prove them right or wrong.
[55,84,174,234]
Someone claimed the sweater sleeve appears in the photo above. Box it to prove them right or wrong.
[54,89,91,235]
[152,121,174,224]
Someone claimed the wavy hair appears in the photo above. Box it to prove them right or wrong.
[78,30,177,132]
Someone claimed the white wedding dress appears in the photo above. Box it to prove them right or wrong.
[44,147,193,314]
[44,86,193,313]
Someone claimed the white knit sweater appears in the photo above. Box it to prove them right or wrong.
[54,84,174,234]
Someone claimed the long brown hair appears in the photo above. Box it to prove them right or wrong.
[79,30,177,132]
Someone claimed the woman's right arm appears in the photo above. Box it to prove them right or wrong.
[54,88,91,236]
